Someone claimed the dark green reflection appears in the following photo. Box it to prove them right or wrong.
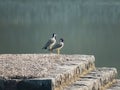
[0,0,120,78]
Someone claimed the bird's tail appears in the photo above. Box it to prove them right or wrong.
[42,47,47,49]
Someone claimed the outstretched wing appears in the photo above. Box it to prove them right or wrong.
[42,39,54,49]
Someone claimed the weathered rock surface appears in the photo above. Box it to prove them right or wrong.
[0,54,118,90]
[107,80,120,90]
[0,54,95,79]
[64,67,117,90]
[0,54,95,90]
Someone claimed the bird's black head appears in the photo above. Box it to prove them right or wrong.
[52,33,56,38]
[60,38,64,42]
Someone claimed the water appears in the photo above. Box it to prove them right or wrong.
[0,0,120,78]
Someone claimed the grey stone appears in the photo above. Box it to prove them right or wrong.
[64,67,117,90]
[107,80,120,90]
[0,54,118,90]
[0,54,95,90]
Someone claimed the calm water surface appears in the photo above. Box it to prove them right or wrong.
[0,0,120,78]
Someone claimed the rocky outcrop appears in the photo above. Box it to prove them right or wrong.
[64,67,117,90]
[107,80,120,90]
[0,54,118,90]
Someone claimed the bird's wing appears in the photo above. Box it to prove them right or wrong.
[52,43,62,50]
[43,39,54,49]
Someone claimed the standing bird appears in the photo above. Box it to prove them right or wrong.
[42,33,56,52]
[50,38,64,54]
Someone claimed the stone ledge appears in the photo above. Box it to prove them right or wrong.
[64,67,117,90]
[0,54,95,79]
[107,79,120,90]
[0,54,95,90]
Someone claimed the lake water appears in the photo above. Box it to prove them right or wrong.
[0,0,120,78]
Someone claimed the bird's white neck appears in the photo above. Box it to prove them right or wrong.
[60,41,64,45]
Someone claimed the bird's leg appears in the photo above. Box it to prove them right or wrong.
[50,49,53,54]
[49,47,52,54]
[50,50,52,54]
[57,49,60,55]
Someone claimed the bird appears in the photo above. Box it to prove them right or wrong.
[42,33,56,52]
[50,38,64,54]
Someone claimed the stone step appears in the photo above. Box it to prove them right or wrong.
[64,67,117,90]
[107,80,120,90]
[0,54,95,90]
